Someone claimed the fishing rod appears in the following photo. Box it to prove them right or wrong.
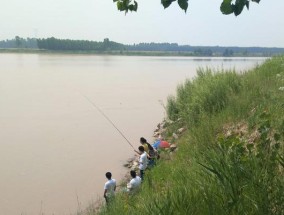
[79,92,136,150]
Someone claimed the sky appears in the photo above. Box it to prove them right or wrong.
[0,0,284,47]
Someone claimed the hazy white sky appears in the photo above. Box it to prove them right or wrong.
[1,0,283,47]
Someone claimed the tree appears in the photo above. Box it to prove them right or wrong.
[103,38,110,51]
[113,0,261,16]
[15,36,22,48]
[223,49,234,56]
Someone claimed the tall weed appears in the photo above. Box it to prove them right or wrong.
[167,68,242,127]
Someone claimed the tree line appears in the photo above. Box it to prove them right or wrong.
[1,36,283,57]
[0,36,124,52]
[127,43,284,56]
[37,37,124,51]
[0,36,38,49]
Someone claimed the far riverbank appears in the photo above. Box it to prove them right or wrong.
[0,48,273,57]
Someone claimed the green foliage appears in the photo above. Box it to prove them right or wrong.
[220,0,261,16]
[161,0,173,9]
[167,68,242,126]
[166,95,179,121]
[15,36,22,48]
[37,37,124,51]
[113,0,261,16]
[197,111,284,214]
[177,0,188,12]
[223,48,234,56]
[160,0,188,12]
[0,36,38,49]
[113,0,138,13]
[126,43,284,56]
[193,48,213,56]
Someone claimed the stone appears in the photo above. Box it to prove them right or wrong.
[170,144,177,151]
[173,133,179,139]
[166,119,174,125]
[177,127,186,134]
[153,132,160,137]
[154,127,160,132]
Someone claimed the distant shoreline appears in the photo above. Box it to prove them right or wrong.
[0,48,271,57]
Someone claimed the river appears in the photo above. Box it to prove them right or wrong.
[0,53,266,215]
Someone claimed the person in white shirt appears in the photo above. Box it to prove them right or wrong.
[127,170,142,193]
[103,172,116,204]
[138,146,148,181]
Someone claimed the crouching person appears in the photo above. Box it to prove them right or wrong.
[127,170,141,194]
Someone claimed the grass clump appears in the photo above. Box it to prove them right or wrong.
[93,57,284,215]
[167,67,242,126]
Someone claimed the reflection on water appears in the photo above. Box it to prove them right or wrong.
[0,54,266,215]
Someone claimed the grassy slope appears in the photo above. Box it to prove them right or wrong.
[93,57,284,215]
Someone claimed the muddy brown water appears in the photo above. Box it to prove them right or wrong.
[0,54,266,215]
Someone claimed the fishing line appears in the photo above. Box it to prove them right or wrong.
[79,92,135,150]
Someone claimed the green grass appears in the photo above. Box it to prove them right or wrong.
[92,56,284,215]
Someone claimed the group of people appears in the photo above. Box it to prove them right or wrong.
[103,137,159,203]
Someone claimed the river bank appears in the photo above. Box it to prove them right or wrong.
[93,56,284,215]
[81,119,185,214]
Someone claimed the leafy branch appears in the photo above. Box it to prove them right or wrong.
[113,0,261,16]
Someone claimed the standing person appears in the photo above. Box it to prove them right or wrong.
[138,146,147,181]
[127,170,142,193]
[103,172,116,204]
[140,137,149,153]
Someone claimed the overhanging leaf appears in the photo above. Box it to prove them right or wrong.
[117,1,125,11]
[129,1,138,11]
[133,1,138,11]
[220,0,234,15]
[245,1,249,9]
[178,0,188,12]
[161,0,174,9]
[233,0,247,16]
